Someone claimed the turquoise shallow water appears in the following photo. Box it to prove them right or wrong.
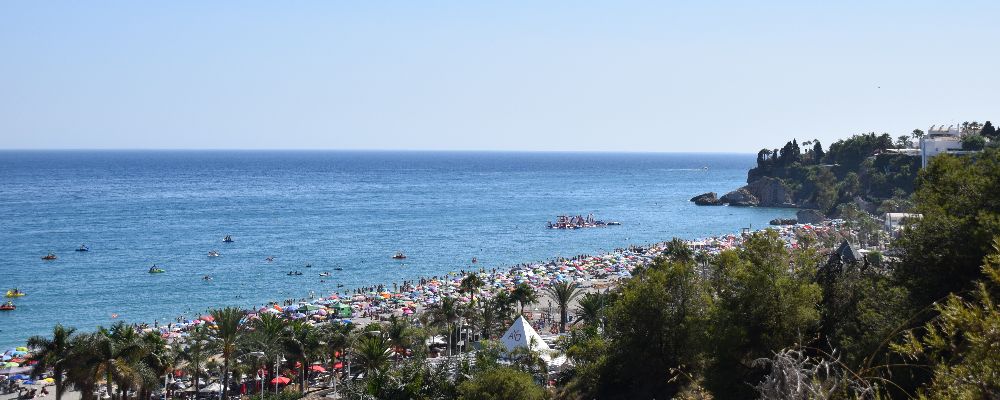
[0,151,794,348]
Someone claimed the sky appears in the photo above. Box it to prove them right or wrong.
[2,1,998,152]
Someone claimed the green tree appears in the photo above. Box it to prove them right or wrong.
[602,259,714,398]
[27,325,77,400]
[352,333,393,376]
[895,148,1000,308]
[546,281,583,333]
[982,120,997,140]
[962,133,986,150]
[808,167,838,214]
[457,367,546,400]
[706,230,822,397]
[72,323,153,400]
[511,283,538,315]
[427,296,462,357]
[574,292,613,328]
[209,307,246,399]
[283,320,320,393]
[893,237,1000,398]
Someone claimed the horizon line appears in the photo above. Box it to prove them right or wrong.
[0,148,756,155]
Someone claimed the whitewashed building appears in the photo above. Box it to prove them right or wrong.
[920,125,964,167]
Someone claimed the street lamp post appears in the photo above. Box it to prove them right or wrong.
[274,356,286,394]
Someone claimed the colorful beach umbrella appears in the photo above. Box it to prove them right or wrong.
[270,377,290,385]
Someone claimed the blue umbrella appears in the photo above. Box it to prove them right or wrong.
[10,374,30,380]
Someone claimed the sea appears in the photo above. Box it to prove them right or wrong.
[0,151,795,349]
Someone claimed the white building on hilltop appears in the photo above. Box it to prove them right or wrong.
[920,125,964,167]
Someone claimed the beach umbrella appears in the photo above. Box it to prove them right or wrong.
[199,315,214,323]
[14,347,26,352]
[3,362,17,368]
[309,365,326,373]
[270,377,290,385]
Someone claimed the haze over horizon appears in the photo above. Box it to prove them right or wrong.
[2,1,998,152]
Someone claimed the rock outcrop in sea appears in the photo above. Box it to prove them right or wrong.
[690,192,723,206]
[694,177,796,207]
[796,209,826,224]
[720,188,758,207]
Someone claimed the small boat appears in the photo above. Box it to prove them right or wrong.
[148,265,166,274]
[287,271,303,276]
[75,244,90,252]
[392,252,407,260]
[0,301,14,311]
[607,221,622,226]
[472,257,478,264]
[265,256,275,262]
[222,235,234,243]
[305,263,312,268]
[203,275,213,281]
[5,289,25,298]
[333,267,343,271]
[319,272,331,277]
[208,250,220,257]
[41,253,57,260]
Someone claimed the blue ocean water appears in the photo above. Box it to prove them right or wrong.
[0,151,794,348]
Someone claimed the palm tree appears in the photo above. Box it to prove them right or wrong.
[426,296,461,357]
[547,281,583,333]
[460,274,485,345]
[27,325,77,400]
[351,334,392,376]
[135,331,169,400]
[384,316,414,361]
[247,312,287,381]
[179,326,213,396]
[574,292,610,328]
[64,333,104,400]
[460,274,485,304]
[209,307,246,399]
[85,323,149,400]
[283,320,320,393]
[319,323,353,388]
[511,283,538,315]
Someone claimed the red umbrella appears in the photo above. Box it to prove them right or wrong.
[270,377,290,385]
[334,362,343,370]
[309,365,326,373]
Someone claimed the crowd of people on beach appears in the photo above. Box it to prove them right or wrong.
[125,220,848,343]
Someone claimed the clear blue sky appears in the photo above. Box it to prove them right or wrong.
[2,1,998,152]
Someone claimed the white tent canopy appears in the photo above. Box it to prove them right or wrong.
[198,382,222,393]
[501,316,551,354]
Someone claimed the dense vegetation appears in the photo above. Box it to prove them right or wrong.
[555,147,1000,399]
[747,122,998,216]
[749,132,920,215]
[25,148,1000,399]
